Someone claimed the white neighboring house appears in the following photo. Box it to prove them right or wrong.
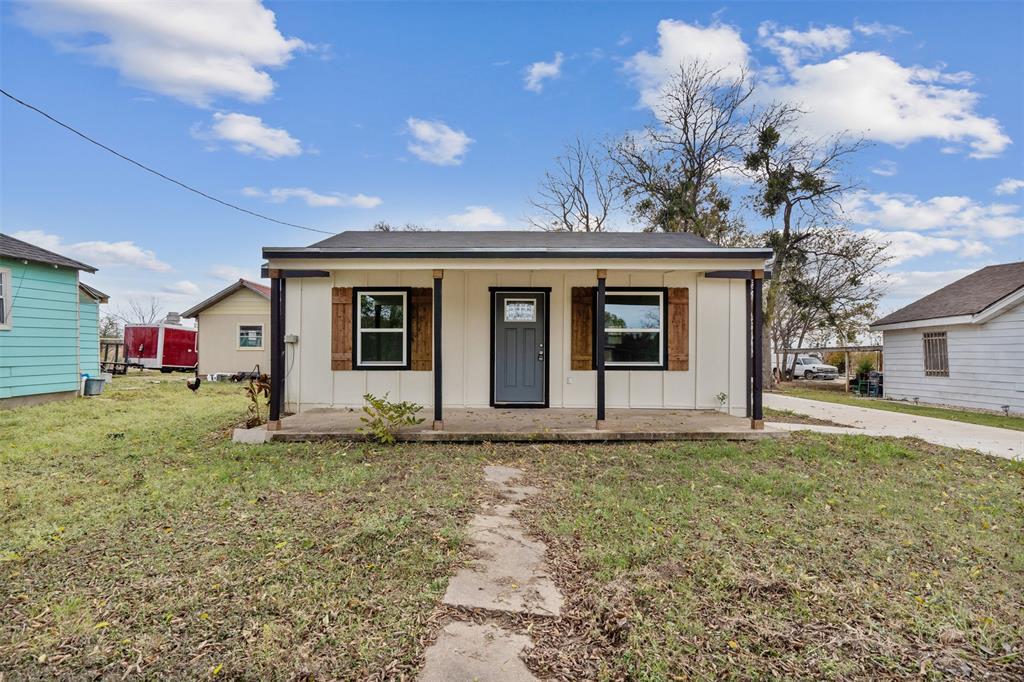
[871,262,1024,415]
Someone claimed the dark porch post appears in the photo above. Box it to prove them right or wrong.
[745,278,752,419]
[432,269,443,430]
[268,273,285,430]
[751,269,764,429]
[595,269,607,429]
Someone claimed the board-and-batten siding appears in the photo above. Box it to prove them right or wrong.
[283,269,749,416]
[881,300,1024,414]
[0,258,81,399]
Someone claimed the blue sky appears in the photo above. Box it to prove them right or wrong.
[2,1,1022,318]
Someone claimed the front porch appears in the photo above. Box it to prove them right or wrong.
[266,407,779,442]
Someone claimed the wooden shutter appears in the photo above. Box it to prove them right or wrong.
[571,287,595,370]
[667,287,689,371]
[331,287,353,370]
[410,287,433,371]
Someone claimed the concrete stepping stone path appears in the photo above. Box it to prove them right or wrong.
[418,465,564,681]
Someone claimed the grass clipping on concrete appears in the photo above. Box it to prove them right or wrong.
[0,375,482,679]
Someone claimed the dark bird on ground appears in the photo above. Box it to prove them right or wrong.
[186,376,201,393]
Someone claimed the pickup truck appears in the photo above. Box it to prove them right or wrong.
[774,354,839,381]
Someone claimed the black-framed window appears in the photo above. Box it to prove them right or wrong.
[601,289,666,368]
[355,290,408,367]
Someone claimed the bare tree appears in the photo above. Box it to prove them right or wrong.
[113,296,164,325]
[98,314,121,339]
[744,104,868,386]
[609,60,754,240]
[771,229,889,378]
[529,138,614,232]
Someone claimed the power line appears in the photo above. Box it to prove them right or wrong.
[0,88,333,235]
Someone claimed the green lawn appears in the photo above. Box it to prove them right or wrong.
[0,374,483,679]
[782,384,1024,431]
[2,375,1022,680]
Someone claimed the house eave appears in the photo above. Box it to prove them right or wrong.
[261,247,774,260]
[871,286,1024,331]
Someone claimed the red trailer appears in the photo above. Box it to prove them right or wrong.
[124,318,198,372]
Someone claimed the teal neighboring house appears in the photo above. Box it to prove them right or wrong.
[1,233,110,409]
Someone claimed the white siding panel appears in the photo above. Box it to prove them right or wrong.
[882,301,1024,414]
[284,267,751,414]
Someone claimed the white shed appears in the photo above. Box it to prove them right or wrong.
[871,262,1024,415]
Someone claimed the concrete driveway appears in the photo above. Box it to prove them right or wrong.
[765,393,1023,461]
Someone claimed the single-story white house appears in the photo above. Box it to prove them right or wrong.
[182,279,271,376]
[259,231,772,433]
[871,261,1024,415]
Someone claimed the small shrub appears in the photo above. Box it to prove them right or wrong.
[856,357,875,376]
[244,373,271,428]
[357,393,425,444]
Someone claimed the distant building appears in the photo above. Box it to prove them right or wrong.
[1,233,109,408]
[871,262,1024,415]
[183,279,271,376]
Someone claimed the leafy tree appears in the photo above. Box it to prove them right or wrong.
[744,105,868,385]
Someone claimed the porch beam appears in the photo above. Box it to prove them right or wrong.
[704,269,773,280]
[595,269,607,429]
[432,269,443,430]
[261,267,331,279]
[751,269,764,430]
[267,276,285,430]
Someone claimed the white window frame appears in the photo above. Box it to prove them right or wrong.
[356,290,408,368]
[603,290,664,367]
[237,323,264,350]
[0,267,11,331]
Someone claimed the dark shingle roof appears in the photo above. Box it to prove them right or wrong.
[182,279,271,318]
[0,233,96,272]
[263,230,773,260]
[873,262,1024,327]
[79,282,110,303]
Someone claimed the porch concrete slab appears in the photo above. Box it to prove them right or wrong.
[269,407,778,443]
[418,621,537,682]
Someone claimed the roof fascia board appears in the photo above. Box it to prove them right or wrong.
[261,247,774,260]
[262,256,770,272]
[973,286,1024,323]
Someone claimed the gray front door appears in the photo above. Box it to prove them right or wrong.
[493,291,546,405]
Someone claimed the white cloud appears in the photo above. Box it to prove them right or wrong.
[625,20,1011,158]
[202,112,303,158]
[763,52,1010,158]
[847,191,1024,239]
[870,160,898,177]
[853,21,908,39]
[242,186,381,208]
[524,52,564,93]
[995,178,1024,196]
[162,280,201,296]
[758,22,851,70]
[860,229,991,265]
[625,19,749,108]
[446,206,505,229]
[11,230,171,272]
[405,118,474,166]
[882,268,976,306]
[16,0,306,106]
